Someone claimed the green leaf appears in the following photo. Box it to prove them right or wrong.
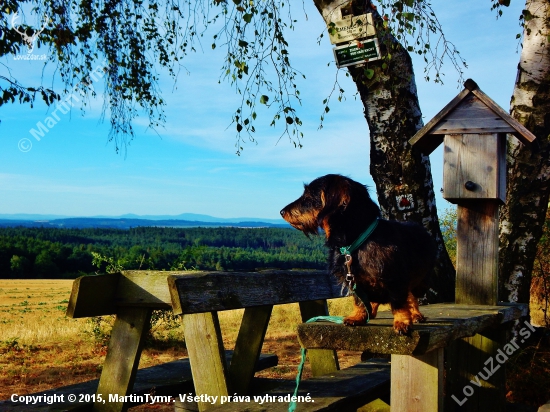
[236,123,243,132]
[364,68,375,79]
[260,95,269,104]
[243,13,253,23]
[286,116,293,124]
[238,40,248,48]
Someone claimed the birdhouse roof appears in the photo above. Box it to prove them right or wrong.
[409,79,536,155]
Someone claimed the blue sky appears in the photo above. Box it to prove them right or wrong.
[0,1,525,220]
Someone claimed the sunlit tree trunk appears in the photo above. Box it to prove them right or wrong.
[313,0,456,302]
[499,0,550,305]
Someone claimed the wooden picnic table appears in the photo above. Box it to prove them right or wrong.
[297,303,528,412]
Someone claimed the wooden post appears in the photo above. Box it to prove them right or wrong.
[456,201,500,305]
[182,312,229,411]
[93,307,152,412]
[390,349,444,412]
[299,300,339,376]
[407,79,537,411]
[228,305,273,395]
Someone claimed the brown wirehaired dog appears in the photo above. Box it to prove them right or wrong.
[280,174,436,335]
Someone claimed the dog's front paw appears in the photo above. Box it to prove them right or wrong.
[412,312,426,323]
[393,320,412,335]
[343,315,367,326]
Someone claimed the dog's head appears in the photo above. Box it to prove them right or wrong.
[280,174,380,240]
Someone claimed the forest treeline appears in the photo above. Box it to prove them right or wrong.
[0,226,327,279]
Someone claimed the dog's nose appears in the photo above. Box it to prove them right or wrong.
[280,209,285,217]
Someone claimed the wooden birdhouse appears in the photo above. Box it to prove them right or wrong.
[410,79,536,204]
[410,79,536,306]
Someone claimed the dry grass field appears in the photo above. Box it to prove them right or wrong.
[1,279,549,411]
[0,279,362,411]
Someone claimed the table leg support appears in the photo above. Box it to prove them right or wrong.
[182,312,229,411]
[391,349,444,412]
[299,300,339,377]
[228,305,273,395]
[93,307,152,412]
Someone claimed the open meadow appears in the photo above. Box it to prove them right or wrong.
[0,278,362,410]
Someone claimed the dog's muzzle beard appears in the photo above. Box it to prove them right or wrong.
[280,207,320,237]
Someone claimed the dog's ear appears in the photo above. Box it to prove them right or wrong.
[317,178,351,224]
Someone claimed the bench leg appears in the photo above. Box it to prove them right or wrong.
[183,312,229,411]
[93,307,152,412]
[445,328,507,412]
[299,300,339,376]
[228,305,273,395]
[391,348,444,412]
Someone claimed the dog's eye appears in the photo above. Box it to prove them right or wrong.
[342,201,347,207]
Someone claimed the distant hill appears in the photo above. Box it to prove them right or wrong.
[0,214,289,229]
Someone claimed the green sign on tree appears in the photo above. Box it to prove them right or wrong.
[333,38,381,68]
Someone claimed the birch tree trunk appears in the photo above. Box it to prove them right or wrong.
[499,0,550,305]
[313,0,456,302]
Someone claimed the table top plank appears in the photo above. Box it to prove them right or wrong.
[168,270,340,315]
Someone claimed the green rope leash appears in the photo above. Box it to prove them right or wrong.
[288,313,370,412]
[288,316,344,412]
[288,220,378,411]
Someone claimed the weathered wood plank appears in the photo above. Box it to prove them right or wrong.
[115,270,179,308]
[428,126,516,134]
[168,271,339,315]
[228,305,273,395]
[94,307,152,412]
[445,328,508,412]
[69,271,339,318]
[68,271,195,318]
[66,274,120,318]
[409,87,471,154]
[433,94,515,134]
[203,360,390,412]
[0,353,278,411]
[182,312,229,411]
[470,86,536,145]
[299,300,340,377]
[297,304,527,355]
[455,202,500,305]
[443,134,505,202]
[391,349,443,412]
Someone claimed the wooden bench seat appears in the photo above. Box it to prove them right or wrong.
[196,359,391,412]
[297,303,528,355]
[0,352,278,411]
[298,303,528,412]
